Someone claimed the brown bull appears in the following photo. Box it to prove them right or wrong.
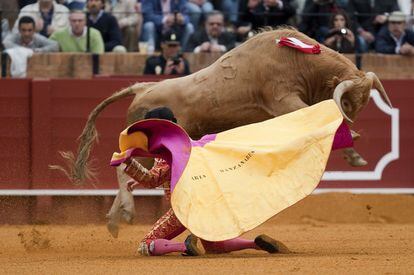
[57,27,392,236]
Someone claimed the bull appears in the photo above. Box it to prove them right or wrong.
[57,27,392,236]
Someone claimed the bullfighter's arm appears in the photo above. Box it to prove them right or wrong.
[124,158,170,189]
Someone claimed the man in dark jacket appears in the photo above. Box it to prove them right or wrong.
[376,11,414,55]
[87,0,126,52]
[347,0,400,52]
[237,0,295,41]
[186,10,236,53]
[144,30,191,75]
[299,0,339,42]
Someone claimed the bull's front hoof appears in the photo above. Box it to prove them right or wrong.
[344,155,368,167]
[107,222,119,238]
[121,210,135,224]
[350,130,360,141]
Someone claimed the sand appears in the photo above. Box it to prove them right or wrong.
[1,222,413,274]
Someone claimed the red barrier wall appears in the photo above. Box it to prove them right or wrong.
[0,79,31,189]
[320,80,414,188]
[0,78,413,191]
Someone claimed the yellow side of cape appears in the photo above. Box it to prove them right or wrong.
[171,100,343,241]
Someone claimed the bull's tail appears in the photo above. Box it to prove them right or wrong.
[49,82,155,184]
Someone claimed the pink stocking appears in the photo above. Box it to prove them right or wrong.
[201,238,258,254]
[150,239,187,256]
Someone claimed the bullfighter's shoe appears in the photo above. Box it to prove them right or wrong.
[137,240,153,256]
[254,234,290,254]
[183,234,202,256]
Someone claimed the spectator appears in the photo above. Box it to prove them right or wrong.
[299,0,339,42]
[2,18,10,41]
[108,0,143,52]
[65,0,87,10]
[398,0,414,31]
[144,29,190,75]
[323,10,355,53]
[221,0,240,24]
[186,0,214,27]
[13,0,70,37]
[375,11,414,55]
[141,0,194,54]
[50,10,104,53]
[18,0,37,9]
[4,16,59,52]
[237,0,296,41]
[347,0,400,52]
[87,0,127,52]
[186,10,236,52]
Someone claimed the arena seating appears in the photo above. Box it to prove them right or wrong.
[2,52,414,79]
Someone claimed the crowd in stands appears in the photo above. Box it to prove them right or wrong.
[1,0,414,76]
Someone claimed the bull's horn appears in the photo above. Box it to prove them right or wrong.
[333,80,354,123]
[366,72,393,108]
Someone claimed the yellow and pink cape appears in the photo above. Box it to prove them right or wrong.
[111,100,352,241]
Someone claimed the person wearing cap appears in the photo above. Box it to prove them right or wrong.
[375,11,414,55]
[347,0,400,52]
[143,30,191,75]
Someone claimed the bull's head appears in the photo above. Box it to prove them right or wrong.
[332,72,392,123]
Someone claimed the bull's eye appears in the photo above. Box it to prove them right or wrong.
[341,99,352,113]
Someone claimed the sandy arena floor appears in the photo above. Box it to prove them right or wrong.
[1,222,413,274]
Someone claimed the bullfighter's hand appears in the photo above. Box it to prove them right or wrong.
[127,180,140,192]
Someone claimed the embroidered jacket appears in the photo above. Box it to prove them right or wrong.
[124,158,171,199]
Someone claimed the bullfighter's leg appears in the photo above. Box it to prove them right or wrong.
[139,208,201,256]
[200,235,289,254]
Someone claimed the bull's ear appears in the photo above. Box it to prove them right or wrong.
[332,76,341,87]
[327,76,341,89]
